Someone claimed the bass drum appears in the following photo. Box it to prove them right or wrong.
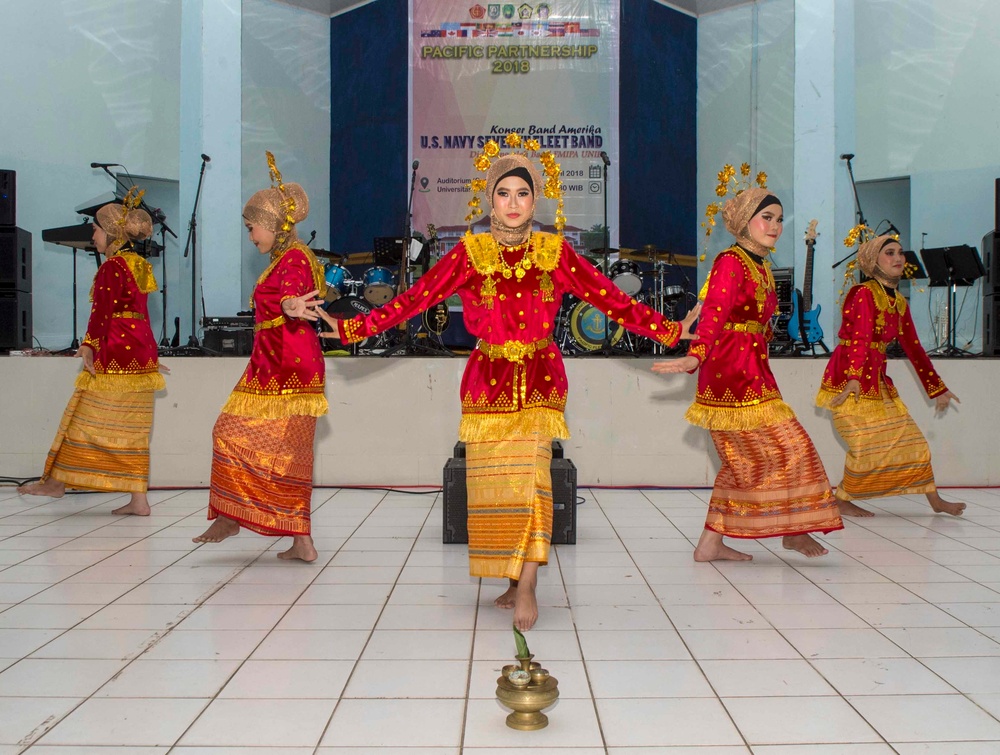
[568,299,625,351]
[321,296,375,351]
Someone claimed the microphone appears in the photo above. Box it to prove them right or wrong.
[90,162,120,169]
[412,159,419,170]
[886,221,901,237]
[599,151,610,166]
[840,153,855,161]
[201,154,211,162]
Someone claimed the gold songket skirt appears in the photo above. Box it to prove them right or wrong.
[208,412,316,536]
[707,418,842,538]
[465,433,553,580]
[833,392,935,501]
[44,388,155,493]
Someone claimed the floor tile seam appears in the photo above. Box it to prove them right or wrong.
[309,488,437,752]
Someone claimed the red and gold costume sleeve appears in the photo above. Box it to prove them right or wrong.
[554,241,681,348]
[897,301,948,398]
[79,253,163,392]
[684,249,793,431]
[341,243,474,343]
[222,247,326,419]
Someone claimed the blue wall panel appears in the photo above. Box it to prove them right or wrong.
[620,1,696,254]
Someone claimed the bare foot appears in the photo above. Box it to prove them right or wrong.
[192,517,240,544]
[838,499,875,518]
[494,579,517,609]
[17,479,66,498]
[277,535,318,562]
[782,534,829,557]
[693,529,752,562]
[928,492,966,517]
[112,493,150,516]
[511,562,540,631]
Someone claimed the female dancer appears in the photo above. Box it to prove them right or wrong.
[323,138,699,629]
[653,185,842,561]
[193,153,329,561]
[816,232,964,517]
[19,190,166,515]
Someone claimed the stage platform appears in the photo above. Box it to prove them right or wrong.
[2,355,996,488]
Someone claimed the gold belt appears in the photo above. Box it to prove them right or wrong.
[254,315,287,332]
[724,321,767,334]
[840,338,887,353]
[111,311,145,320]
[478,336,553,362]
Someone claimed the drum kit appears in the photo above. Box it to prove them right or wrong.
[554,246,690,355]
[316,256,400,352]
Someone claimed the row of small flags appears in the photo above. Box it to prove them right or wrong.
[421,23,600,38]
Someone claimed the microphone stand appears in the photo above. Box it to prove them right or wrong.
[833,154,867,270]
[381,161,452,357]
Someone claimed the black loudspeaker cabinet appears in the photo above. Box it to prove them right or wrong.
[983,231,999,293]
[984,293,1000,357]
[0,289,31,350]
[443,443,577,545]
[0,170,14,227]
[203,328,254,356]
[0,227,31,291]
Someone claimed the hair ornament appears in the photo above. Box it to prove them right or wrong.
[700,162,767,260]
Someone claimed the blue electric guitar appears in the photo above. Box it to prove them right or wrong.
[788,219,825,346]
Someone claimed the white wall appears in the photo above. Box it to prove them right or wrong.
[240,0,332,302]
[0,0,181,350]
[854,0,1000,350]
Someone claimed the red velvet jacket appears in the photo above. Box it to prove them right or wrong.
[342,232,681,440]
[817,280,947,414]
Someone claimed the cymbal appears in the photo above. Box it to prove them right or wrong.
[588,247,619,255]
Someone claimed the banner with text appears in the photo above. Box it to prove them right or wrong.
[410,0,619,253]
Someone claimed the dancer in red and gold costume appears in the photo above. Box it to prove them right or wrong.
[653,180,842,560]
[324,138,699,629]
[816,231,964,518]
[193,153,328,562]
[19,190,166,515]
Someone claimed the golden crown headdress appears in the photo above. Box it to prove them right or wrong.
[699,162,767,260]
[839,223,919,300]
[266,150,297,236]
[465,134,566,235]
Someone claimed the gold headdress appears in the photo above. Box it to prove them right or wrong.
[465,134,566,236]
[840,223,917,299]
[700,162,769,260]
[95,186,152,257]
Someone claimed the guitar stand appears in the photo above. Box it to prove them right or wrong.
[796,339,830,357]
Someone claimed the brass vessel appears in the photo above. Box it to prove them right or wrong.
[495,654,559,730]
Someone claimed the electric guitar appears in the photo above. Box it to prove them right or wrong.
[788,219,824,345]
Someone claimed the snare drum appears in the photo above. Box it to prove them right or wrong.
[609,259,643,296]
[568,300,625,351]
[662,284,684,300]
[362,266,397,305]
[323,264,353,302]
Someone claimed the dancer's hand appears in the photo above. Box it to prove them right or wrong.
[651,355,699,374]
[281,290,325,321]
[316,308,341,340]
[678,303,702,340]
[935,390,959,413]
[830,379,860,407]
[158,362,171,374]
[75,344,96,376]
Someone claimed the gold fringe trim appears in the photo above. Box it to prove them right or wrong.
[221,389,328,419]
[815,388,907,417]
[74,370,166,393]
[685,398,796,431]
[459,407,569,443]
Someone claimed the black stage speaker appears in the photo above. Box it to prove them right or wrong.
[983,231,999,294]
[984,293,1000,357]
[0,170,14,227]
[0,227,31,291]
[203,327,253,356]
[0,289,31,350]
[443,441,577,545]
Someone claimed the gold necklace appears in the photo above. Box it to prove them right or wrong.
[494,237,533,280]
[730,246,774,313]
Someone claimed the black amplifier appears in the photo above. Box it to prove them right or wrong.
[203,315,254,356]
[442,442,577,545]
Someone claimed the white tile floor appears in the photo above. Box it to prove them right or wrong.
[2,486,1000,753]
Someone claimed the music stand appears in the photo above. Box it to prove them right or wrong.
[373,237,405,267]
[920,244,985,356]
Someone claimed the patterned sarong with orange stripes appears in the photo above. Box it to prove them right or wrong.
[833,393,935,501]
[707,418,842,538]
[44,388,154,492]
[465,434,553,580]
[208,412,316,536]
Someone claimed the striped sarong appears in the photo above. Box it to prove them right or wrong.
[44,388,154,493]
[208,412,316,536]
[833,393,935,501]
[465,434,553,580]
[707,418,842,538]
